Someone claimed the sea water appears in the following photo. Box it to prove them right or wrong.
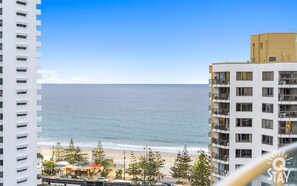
[39,84,209,154]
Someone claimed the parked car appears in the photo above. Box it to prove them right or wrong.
[97,177,108,182]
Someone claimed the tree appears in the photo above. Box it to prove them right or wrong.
[115,169,123,179]
[190,151,210,186]
[127,152,141,180]
[54,142,65,162]
[64,138,77,164]
[63,139,88,165]
[170,145,192,183]
[92,141,105,164]
[180,145,192,180]
[138,150,165,186]
[100,160,113,177]
[74,147,89,166]
[37,153,44,160]
[170,151,183,183]
[42,160,58,175]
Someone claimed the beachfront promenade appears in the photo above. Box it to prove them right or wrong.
[42,177,132,186]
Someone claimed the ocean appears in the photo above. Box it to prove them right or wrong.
[39,84,209,154]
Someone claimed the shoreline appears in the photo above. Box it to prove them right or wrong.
[40,145,198,175]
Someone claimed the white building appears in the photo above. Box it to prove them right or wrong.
[209,33,297,185]
[1,0,42,185]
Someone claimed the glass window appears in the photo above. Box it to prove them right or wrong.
[262,103,273,113]
[262,88,273,97]
[236,134,252,143]
[262,119,273,129]
[236,72,253,81]
[236,87,253,96]
[262,135,273,145]
[262,71,274,81]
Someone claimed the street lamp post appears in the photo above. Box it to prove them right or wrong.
[123,150,126,180]
[143,146,150,186]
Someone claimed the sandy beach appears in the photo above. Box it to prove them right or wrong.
[40,145,198,176]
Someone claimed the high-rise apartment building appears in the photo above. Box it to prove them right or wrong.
[209,33,297,185]
[1,0,42,185]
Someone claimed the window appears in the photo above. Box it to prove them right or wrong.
[0,148,2,154]
[268,56,277,62]
[16,46,27,50]
[262,103,273,113]
[17,124,27,128]
[262,88,273,97]
[16,23,27,28]
[236,149,252,158]
[236,134,252,143]
[262,151,269,155]
[17,68,27,72]
[236,103,252,112]
[262,135,273,145]
[0,137,2,143]
[17,91,27,94]
[236,72,253,81]
[0,125,2,131]
[17,168,27,172]
[0,160,2,166]
[262,119,273,129]
[17,157,27,162]
[17,146,27,150]
[0,171,2,178]
[235,164,243,169]
[17,34,27,39]
[236,87,253,96]
[17,135,27,139]
[16,12,27,17]
[17,113,27,117]
[17,80,27,83]
[236,118,252,127]
[17,57,27,61]
[0,32,2,38]
[0,55,2,62]
[17,102,27,106]
[262,71,274,81]
[16,1,27,6]
[17,179,27,184]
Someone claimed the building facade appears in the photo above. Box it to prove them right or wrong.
[209,33,297,184]
[1,0,42,185]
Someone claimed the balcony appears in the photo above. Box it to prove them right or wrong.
[213,108,230,116]
[210,79,230,85]
[212,93,230,101]
[213,167,229,177]
[279,111,297,118]
[213,123,230,131]
[279,94,297,102]
[212,153,229,162]
[212,138,229,147]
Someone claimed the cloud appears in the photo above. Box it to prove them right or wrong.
[38,70,97,84]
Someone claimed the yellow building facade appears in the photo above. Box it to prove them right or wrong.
[250,33,297,63]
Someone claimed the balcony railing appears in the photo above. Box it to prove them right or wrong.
[279,128,297,135]
[279,78,297,85]
[279,94,297,101]
[209,79,230,85]
[212,138,229,146]
[212,93,230,101]
[279,111,297,118]
[213,108,230,116]
[213,123,230,131]
[213,168,229,177]
[212,153,229,161]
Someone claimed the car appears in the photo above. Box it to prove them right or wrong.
[161,183,172,186]
[97,177,108,182]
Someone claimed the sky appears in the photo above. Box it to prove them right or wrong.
[39,0,297,84]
